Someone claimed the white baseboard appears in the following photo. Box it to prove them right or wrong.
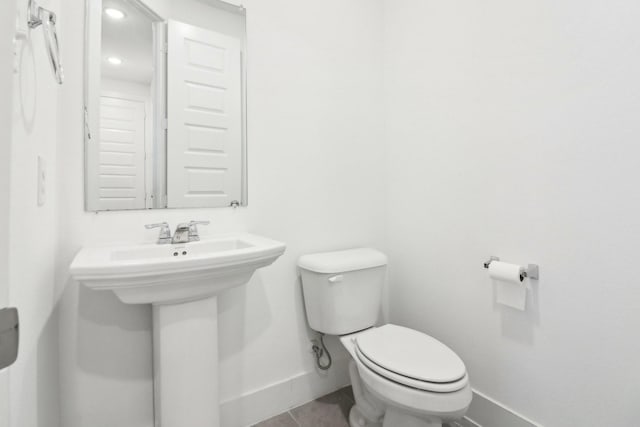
[220,357,350,427]
[455,417,482,427]
[220,365,542,427]
[463,389,542,427]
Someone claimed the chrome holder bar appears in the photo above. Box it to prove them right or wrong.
[28,0,64,84]
[483,256,500,269]
[483,256,539,281]
[522,264,539,280]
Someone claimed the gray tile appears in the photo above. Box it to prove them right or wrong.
[290,389,352,427]
[339,385,354,403]
[256,387,459,427]
[252,412,299,427]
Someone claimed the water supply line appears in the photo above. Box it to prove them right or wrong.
[311,333,332,370]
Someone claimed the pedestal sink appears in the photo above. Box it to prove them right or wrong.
[70,233,286,427]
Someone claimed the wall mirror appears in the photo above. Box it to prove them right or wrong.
[84,0,247,211]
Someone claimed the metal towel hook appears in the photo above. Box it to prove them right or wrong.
[28,0,64,84]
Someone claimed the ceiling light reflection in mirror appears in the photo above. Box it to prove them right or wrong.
[101,0,154,84]
[104,8,126,20]
[107,56,123,65]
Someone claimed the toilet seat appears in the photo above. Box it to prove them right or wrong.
[355,324,468,393]
[355,346,468,393]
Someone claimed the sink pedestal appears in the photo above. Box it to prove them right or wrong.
[153,295,219,427]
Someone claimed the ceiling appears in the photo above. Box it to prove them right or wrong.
[101,0,157,85]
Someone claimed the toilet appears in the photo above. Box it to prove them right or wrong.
[298,248,472,427]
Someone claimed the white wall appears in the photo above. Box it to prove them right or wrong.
[7,0,62,426]
[0,0,16,306]
[57,0,385,426]
[0,1,17,425]
[384,1,640,425]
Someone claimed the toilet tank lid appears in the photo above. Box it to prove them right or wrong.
[298,248,387,274]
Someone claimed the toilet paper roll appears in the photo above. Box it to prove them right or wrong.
[488,261,527,311]
[488,261,523,283]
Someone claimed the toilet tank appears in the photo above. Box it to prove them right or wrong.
[298,248,387,335]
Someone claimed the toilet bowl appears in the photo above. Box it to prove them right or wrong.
[341,325,471,427]
[298,248,472,427]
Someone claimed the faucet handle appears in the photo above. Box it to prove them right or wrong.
[145,221,170,230]
[145,222,172,244]
[189,220,210,226]
[188,220,210,241]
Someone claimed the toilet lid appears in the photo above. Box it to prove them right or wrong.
[355,324,466,384]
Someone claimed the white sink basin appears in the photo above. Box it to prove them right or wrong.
[70,233,285,305]
[69,232,286,427]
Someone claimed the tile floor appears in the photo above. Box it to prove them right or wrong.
[253,387,354,427]
[253,386,455,427]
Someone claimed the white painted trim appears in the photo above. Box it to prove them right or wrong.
[464,389,542,427]
[220,357,350,427]
[219,366,544,427]
[84,0,103,211]
[151,21,167,208]
[456,416,482,427]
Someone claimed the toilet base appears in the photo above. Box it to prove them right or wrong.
[342,331,470,427]
[349,406,382,427]
[349,403,445,427]
[382,408,441,427]
[347,358,462,427]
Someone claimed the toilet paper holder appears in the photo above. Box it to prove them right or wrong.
[483,256,539,281]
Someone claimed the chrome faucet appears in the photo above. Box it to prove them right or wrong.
[171,223,191,244]
[172,221,211,244]
[146,221,210,244]
[186,221,210,242]
[145,222,172,244]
